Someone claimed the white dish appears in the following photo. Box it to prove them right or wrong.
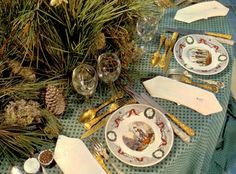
[174,34,229,75]
[105,104,174,167]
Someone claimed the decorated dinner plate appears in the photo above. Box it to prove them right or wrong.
[174,34,229,75]
[105,104,174,167]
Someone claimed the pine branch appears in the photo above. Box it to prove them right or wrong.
[0,125,52,163]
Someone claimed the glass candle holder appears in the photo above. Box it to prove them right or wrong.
[72,64,98,99]
[97,53,121,83]
[136,15,159,43]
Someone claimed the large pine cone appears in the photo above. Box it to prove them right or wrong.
[45,85,66,116]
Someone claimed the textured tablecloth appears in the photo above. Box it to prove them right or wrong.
[0,2,235,174]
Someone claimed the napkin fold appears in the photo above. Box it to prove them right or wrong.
[143,76,222,116]
[54,135,106,174]
[174,1,229,23]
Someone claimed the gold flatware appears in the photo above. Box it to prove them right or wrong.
[78,91,124,123]
[165,113,195,136]
[180,75,219,93]
[84,98,136,130]
[184,72,225,89]
[93,151,111,174]
[205,32,232,40]
[169,74,219,93]
[158,37,171,68]
[151,34,166,67]
[163,32,179,72]
[81,99,136,139]
[168,68,225,88]
[169,119,190,143]
[126,88,192,143]
[80,116,109,139]
[165,27,233,40]
[90,138,125,174]
[140,93,195,137]
[84,102,120,130]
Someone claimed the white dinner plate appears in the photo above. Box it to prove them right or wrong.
[174,34,229,75]
[105,104,174,167]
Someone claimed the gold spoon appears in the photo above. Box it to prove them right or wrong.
[158,37,171,68]
[84,98,136,130]
[84,102,119,130]
[151,34,166,67]
[78,91,124,123]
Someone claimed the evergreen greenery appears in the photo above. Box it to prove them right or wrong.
[0,0,156,162]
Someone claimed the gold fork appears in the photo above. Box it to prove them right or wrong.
[91,138,125,174]
[93,151,111,174]
[79,91,124,123]
[84,98,136,130]
[151,34,166,67]
[158,37,171,68]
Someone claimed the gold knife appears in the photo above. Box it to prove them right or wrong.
[165,27,232,40]
[140,93,195,137]
[80,116,110,139]
[163,32,179,72]
[81,98,137,139]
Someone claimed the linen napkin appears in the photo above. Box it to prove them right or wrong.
[174,1,229,23]
[54,135,106,174]
[143,76,222,116]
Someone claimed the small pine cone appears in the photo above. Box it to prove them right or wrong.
[45,85,66,116]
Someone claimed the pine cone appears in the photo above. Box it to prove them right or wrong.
[45,85,66,116]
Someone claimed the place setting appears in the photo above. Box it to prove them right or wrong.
[1,0,235,174]
[105,104,174,167]
[173,34,229,76]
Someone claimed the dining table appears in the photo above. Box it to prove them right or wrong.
[1,0,236,174]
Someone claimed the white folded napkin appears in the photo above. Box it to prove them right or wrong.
[54,135,106,174]
[174,1,229,23]
[143,76,222,116]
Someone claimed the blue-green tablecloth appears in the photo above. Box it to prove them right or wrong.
[0,1,235,174]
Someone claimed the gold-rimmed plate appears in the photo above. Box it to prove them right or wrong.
[105,104,174,167]
[174,34,229,75]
